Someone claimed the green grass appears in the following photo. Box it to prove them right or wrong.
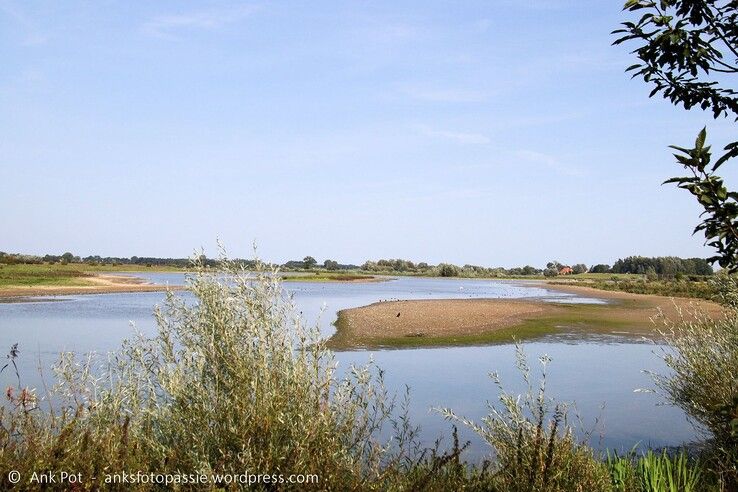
[552,272,642,281]
[607,450,708,492]
[282,272,377,282]
[0,264,92,287]
[550,277,715,300]
[0,263,184,288]
[78,263,186,272]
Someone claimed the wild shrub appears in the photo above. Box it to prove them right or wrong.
[654,303,738,489]
[439,345,612,492]
[0,253,429,490]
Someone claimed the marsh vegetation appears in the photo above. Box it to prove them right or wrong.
[0,257,735,490]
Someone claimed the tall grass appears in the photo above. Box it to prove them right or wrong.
[607,450,705,492]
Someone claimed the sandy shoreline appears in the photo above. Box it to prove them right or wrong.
[336,298,559,338]
[328,283,724,349]
[1,274,725,348]
[0,273,184,298]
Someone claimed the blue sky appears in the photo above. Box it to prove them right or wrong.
[1,1,736,267]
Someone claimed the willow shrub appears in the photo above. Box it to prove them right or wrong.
[439,346,613,492]
[653,283,738,489]
[0,254,438,490]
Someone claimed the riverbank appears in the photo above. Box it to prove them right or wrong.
[0,273,182,298]
[327,285,724,349]
[281,273,385,283]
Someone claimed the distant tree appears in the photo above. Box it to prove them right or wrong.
[303,256,317,270]
[60,252,74,264]
[543,268,559,277]
[521,265,540,275]
[323,259,339,270]
[612,255,712,276]
[572,263,588,274]
[438,263,460,277]
[615,1,738,270]
[645,267,658,281]
[589,264,611,274]
[546,261,563,271]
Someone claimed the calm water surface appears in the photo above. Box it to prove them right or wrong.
[0,273,701,460]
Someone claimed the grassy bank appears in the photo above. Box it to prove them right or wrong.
[281,272,379,282]
[550,276,715,300]
[0,264,94,287]
[0,263,183,288]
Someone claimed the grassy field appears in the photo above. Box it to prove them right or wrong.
[549,275,715,300]
[551,272,642,281]
[0,263,183,288]
[281,272,378,282]
[0,264,94,287]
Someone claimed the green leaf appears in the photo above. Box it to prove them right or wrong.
[668,145,692,154]
[695,127,707,150]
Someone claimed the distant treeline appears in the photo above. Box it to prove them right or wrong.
[0,251,714,278]
[0,252,257,269]
[360,256,713,278]
[361,259,542,277]
[283,259,360,271]
[610,256,713,276]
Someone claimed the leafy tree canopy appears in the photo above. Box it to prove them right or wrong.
[614,0,738,269]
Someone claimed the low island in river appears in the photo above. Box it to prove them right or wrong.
[326,283,724,349]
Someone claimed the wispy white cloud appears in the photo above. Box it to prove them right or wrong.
[514,150,582,177]
[418,126,490,145]
[496,0,574,10]
[352,17,422,44]
[473,18,492,32]
[404,186,496,203]
[0,1,48,46]
[402,86,490,103]
[143,5,259,39]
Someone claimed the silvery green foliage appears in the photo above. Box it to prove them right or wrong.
[438,345,612,492]
[654,301,738,486]
[48,249,418,486]
[710,271,738,308]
